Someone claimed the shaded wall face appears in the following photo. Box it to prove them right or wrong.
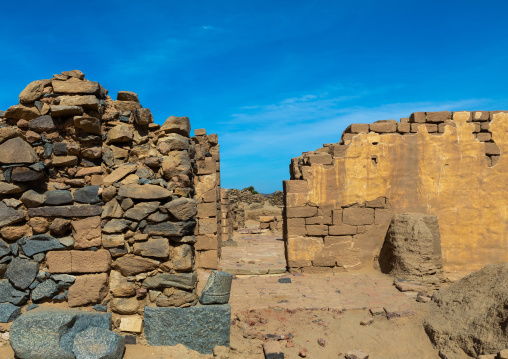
[284,111,508,273]
[0,72,200,331]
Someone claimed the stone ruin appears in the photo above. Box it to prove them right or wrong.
[0,70,232,350]
[284,110,508,274]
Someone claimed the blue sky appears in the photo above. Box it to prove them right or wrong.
[1,0,507,193]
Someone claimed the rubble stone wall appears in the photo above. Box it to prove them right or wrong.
[192,129,223,269]
[0,70,205,333]
[284,111,508,274]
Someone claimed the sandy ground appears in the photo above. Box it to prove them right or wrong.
[0,304,439,359]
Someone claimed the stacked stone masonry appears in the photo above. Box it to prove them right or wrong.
[285,111,507,274]
[0,70,214,335]
[192,129,224,269]
[221,189,233,242]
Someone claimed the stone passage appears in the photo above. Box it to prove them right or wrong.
[0,70,223,336]
[284,111,508,273]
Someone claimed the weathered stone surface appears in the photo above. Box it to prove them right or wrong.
[117,91,139,102]
[31,279,59,302]
[133,237,169,258]
[5,104,40,120]
[59,95,99,109]
[20,190,46,208]
[171,244,193,271]
[5,257,38,289]
[47,250,111,274]
[0,182,24,195]
[51,155,78,166]
[61,70,85,79]
[73,185,101,204]
[72,216,102,249]
[28,205,102,217]
[103,164,137,186]
[157,289,197,307]
[10,308,111,359]
[0,137,38,164]
[11,167,42,182]
[161,116,191,136]
[109,270,136,297]
[19,80,43,104]
[0,206,25,228]
[162,151,192,178]
[29,217,50,234]
[0,126,21,144]
[110,297,140,315]
[53,78,99,94]
[29,115,55,132]
[342,207,374,225]
[111,255,159,276]
[21,234,65,257]
[50,105,83,117]
[118,315,143,333]
[49,218,71,236]
[424,265,508,358]
[118,184,172,200]
[68,273,109,307]
[44,190,73,205]
[200,270,233,305]
[102,234,125,248]
[102,219,130,234]
[379,213,443,284]
[0,302,21,323]
[143,221,196,237]
[102,198,124,219]
[72,327,125,359]
[74,116,101,135]
[114,100,141,112]
[107,124,133,143]
[142,272,197,290]
[144,305,230,354]
[165,198,197,221]
[0,279,29,305]
[0,224,30,241]
[124,201,160,221]
[133,108,153,126]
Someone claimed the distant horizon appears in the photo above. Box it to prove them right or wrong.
[1,0,507,193]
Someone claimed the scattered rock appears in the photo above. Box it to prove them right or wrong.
[345,350,370,359]
[200,270,233,305]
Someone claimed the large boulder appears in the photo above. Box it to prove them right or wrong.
[378,213,443,285]
[72,327,125,359]
[10,308,111,359]
[424,264,508,358]
[144,305,230,354]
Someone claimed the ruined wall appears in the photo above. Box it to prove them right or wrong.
[192,129,223,269]
[228,189,283,231]
[0,70,201,333]
[221,189,233,242]
[284,111,508,274]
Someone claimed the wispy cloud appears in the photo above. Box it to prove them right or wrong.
[218,88,493,191]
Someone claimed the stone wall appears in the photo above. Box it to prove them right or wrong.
[0,70,202,333]
[192,129,223,269]
[228,189,283,231]
[284,111,508,274]
[221,189,233,242]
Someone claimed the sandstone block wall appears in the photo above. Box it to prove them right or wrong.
[285,111,508,274]
[0,70,205,333]
[221,189,233,242]
[192,129,223,269]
